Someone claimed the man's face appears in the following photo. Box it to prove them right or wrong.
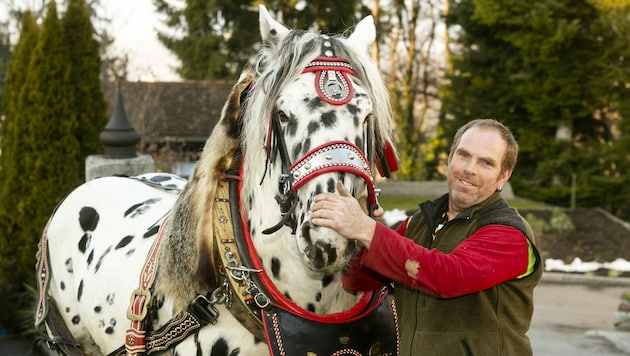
[447,126,512,213]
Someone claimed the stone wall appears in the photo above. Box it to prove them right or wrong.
[377,180,514,199]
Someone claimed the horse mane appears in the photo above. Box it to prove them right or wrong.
[155,73,253,313]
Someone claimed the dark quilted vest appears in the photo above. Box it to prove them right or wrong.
[395,192,543,356]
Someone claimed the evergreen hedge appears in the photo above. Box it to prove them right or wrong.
[0,0,107,331]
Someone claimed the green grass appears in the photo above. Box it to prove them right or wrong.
[378,195,549,213]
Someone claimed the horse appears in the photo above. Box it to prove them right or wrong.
[35,5,399,355]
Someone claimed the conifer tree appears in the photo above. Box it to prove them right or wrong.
[62,0,108,177]
[0,1,79,329]
[0,22,11,115]
[440,0,630,216]
[0,11,41,327]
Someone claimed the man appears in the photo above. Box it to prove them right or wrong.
[311,119,542,355]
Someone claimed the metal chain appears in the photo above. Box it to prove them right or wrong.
[222,250,268,308]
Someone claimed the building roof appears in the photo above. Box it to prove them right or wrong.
[101,80,235,145]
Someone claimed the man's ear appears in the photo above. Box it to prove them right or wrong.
[498,169,513,190]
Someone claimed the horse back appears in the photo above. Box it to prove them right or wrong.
[43,174,183,354]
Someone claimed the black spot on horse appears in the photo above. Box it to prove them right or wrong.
[301,221,312,245]
[307,303,316,312]
[87,250,94,266]
[271,257,281,279]
[322,274,334,287]
[94,247,111,273]
[303,137,311,152]
[60,281,65,290]
[345,102,360,115]
[78,233,90,254]
[210,337,240,356]
[308,96,324,110]
[354,135,364,150]
[65,258,73,273]
[94,306,101,313]
[77,280,84,301]
[310,241,337,270]
[71,315,80,325]
[321,111,337,127]
[100,318,116,335]
[78,207,99,232]
[149,174,171,182]
[115,235,134,249]
[292,142,303,158]
[193,332,201,355]
[307,120,320,136]
[143,225,159,238]
[124,202,143,217]
[315,292,322,302]
[124,198,162,218]
[326,178,336,192]
[286,112,298,137]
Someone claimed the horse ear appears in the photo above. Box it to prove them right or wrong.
[347,15,376,53]
[259,5,289,54]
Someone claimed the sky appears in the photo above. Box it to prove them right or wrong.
[100,0,181,81]
[0,0,181,81]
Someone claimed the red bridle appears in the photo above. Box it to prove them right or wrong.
[261,56,380,234]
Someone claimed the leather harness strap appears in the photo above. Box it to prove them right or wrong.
[35,219,85,356]
[214,175,268,341]
[110,215,221,356]
[124,218,168,355]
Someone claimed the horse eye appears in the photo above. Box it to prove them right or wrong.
[276,110,289,123]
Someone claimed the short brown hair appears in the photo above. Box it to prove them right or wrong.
[450,119,519,173]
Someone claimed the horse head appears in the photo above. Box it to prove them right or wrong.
[240,6,397,277]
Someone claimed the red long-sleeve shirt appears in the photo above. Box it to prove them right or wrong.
[342,218,531,298]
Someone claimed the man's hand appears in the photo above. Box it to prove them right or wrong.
[311,181,376,248]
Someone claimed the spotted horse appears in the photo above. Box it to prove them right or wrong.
[35,5,401,356]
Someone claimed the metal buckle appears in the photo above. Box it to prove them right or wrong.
[189,295,219,325]
[254,292,270,308]
[127,288,151,321]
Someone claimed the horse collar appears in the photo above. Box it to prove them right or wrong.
[206,173,401,355]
